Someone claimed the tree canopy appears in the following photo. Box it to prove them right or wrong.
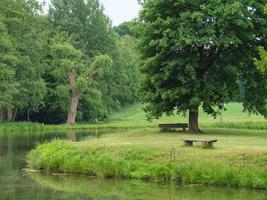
[0,0,139,124]
[138,0,267,132]
[1,0,266,128]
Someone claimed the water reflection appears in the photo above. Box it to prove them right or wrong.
[30,174,267,200]
[0,129,102,155]
[0,130,106,200]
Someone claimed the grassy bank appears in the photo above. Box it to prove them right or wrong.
[27,128,267,189]
[0,122,123,133]
[1,103,267,132]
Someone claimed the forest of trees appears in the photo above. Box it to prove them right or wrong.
[0,0,139,124]
[1,0,267,129]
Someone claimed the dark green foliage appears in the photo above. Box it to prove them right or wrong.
[113,21,140,37]
[138,0,267,128]
[114,22,134,36]
[97,36,139,112]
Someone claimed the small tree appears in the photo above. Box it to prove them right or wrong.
[0,17,19,122]
[51,40,112,125]
[138,0,267,133]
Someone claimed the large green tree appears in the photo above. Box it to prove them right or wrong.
[51,38,111,125]
[0,17,18,121]
[0,0,47,121]
[138,0,267,133]
[39,0,139,124]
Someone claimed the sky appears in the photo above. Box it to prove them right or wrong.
[39,0,141,26]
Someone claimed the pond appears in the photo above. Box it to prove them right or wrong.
[0,130,266,200]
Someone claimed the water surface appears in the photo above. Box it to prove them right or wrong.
[0,130,266,200]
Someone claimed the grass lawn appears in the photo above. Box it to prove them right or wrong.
[77,128,267,169]
[27,127,267,189]
[78,128,267,153]
[108,102,263,124]
[26,102,267,189]
[107,102,267,129]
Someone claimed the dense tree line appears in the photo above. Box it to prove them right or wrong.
[0,0,139,124]
[2,0,266,129]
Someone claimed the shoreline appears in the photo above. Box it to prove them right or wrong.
[26,129,267,190]
[0,120,267,133]
[26,169,267,191]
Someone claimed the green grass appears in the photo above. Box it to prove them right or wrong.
[25,103,267,189]
[27,128,267,189]
[0,122,46,132]
[108,103,267,129]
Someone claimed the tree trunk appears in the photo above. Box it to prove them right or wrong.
[12,109,17,122]
[0,108,3,122]
[7,107,12,122]
[188,108,202,133]
[27,109,30,122]
[67,71,80,125]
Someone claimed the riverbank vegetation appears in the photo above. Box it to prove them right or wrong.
[27,128,267,189]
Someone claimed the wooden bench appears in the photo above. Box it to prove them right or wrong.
[181,139,218,148]
[159,123,188,132]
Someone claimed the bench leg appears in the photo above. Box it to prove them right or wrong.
[184,141,193,147]
[160,128,170,132]
[202,142,213,149]
[183,128,186,132]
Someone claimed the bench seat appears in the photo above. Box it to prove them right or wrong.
[181,139,218,148]
[159,123,188,132]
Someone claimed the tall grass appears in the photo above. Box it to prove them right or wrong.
[0,122,131,134]
[27,140,267,189]
[0,122,45,132]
